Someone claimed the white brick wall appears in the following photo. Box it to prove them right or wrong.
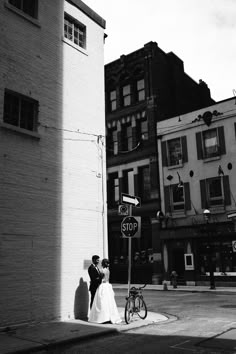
[0,0,107,326]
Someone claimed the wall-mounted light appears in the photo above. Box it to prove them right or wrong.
[203,209,211,221]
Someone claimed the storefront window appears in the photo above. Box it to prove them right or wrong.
[198,241,236,274]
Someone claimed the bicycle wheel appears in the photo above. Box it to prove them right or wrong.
[124,297,134,324]
[135,296,147,319]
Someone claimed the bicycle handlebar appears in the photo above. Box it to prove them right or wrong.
[130,284,146,292]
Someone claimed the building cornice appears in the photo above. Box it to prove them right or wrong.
[67,0,106,29]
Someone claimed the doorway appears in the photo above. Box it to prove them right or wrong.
[172,248,185,282]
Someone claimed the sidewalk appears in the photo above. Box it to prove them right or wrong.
[1,284,235,354]
[113,283,236,294]
[0,308,167,354]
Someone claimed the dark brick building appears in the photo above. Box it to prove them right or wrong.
[105,41,215,284]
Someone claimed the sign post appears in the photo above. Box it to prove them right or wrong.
[121,193,141,295]
[128,206,132,296]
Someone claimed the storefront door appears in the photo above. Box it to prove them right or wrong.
[172,248,185,279]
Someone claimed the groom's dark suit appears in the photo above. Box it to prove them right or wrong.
[88,263,102,308]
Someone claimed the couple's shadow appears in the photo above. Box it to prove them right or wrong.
[74,277,89,321]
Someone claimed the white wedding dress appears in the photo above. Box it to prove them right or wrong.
[88,267,122,324]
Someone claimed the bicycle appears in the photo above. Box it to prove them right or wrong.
[124,284,147,324]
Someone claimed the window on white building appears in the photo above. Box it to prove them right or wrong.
[64,13,86,49]
[4,90,38,131]
[167,138,182,166]
[207,177,224,206]
[162,136,188,167]
[8,0,38,18]
[171,184,185,211]
[164,182,191,214]
[196,126,226,160]
[203,129,219,158]
[200,175,231,209]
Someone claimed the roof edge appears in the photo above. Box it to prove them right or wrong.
[67,0,106,29]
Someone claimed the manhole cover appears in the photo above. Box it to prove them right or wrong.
[198,328,236,351]
[220,305,236,309]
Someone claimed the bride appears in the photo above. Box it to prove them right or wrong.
[88,258,122,324]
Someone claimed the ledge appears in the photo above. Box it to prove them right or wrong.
[0,122,41,139]
[203,155,221,163]
[5,1,41,27]
[62,37,88,56]
[167,162,183,170]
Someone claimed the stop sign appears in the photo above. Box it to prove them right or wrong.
[121,216,140,237]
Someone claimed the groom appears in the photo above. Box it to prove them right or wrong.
[88,255,103,308]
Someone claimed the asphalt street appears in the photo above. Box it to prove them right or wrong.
[37,289,236,354]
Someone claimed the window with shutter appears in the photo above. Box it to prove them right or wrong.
[202,129,219,158]
[167,138,182,166]
[200,176,230,209]
[171,184,185,211]
[166,182,191,213]
[196,126,226,160]
[164,136,188,167]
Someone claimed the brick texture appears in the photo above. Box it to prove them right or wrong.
[0,0,107,326]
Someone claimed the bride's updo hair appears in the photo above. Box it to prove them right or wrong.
[101,258,109,268]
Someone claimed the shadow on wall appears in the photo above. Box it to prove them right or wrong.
[74,278,89,320]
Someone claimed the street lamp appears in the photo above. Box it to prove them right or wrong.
[203,209,215,290]
[156,210,165,228]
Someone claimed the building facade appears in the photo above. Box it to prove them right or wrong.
[105,41,214,284]
[157,97,236,286]
[0,0,106,327]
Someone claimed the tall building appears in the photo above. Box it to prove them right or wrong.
[105,41,214,284]
[157,97,236,286]
[0,0,106,326]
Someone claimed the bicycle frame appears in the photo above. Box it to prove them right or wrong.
[124,285,147,324]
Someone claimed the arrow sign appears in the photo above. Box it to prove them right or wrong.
[121,193,141,207]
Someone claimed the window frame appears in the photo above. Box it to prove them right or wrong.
[64,13,86,50]
[123,169,134,195]
[137,79,145,102]
[137,118,148,141]
[202,128,219,159]
[206,177,224,207]
[167,137,183,166]
[7,0,38,19]
[170,184,185,211]
[121,123,133,151]
[196,126,226,161]
[3,89,38,133]
[122,84,131,107]
[109,90,117,112]
[108,173,119,206]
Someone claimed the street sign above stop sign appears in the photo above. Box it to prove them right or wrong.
[121,216,141,238]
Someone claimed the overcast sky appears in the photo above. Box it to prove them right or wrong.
[85,0,236,102]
